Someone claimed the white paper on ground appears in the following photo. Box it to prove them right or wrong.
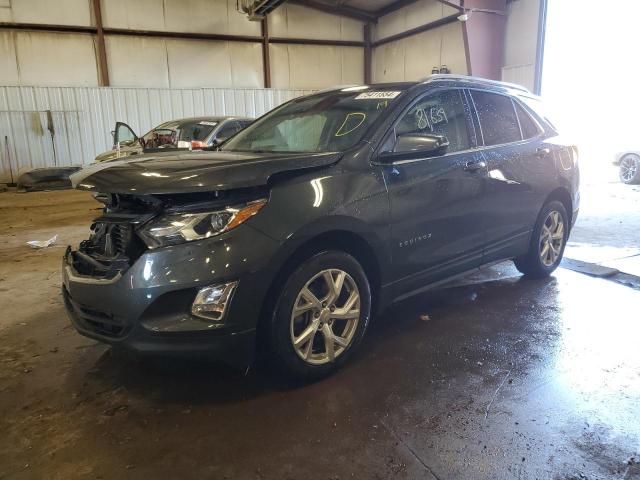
[26,234,58,249]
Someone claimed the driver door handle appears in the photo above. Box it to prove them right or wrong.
[463,160,487,172]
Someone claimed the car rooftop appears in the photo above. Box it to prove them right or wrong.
[324,75,534,97]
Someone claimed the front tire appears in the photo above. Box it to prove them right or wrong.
[268,251,371,380]
[514,200,569,278]
[619,153,640,184]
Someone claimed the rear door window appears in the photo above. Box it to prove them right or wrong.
[514,101,540,139]
[471,90,521,146]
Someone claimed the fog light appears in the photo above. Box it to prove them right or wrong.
[191,281,237,321]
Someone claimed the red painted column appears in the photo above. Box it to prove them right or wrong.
[460,0,507,80]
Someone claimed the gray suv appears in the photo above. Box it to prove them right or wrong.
[63,75,579,379]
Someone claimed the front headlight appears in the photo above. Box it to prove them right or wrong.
[139,199,267,248]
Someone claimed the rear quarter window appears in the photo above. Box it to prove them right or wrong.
[519,96,558,134]
[514,101,541,139]
[471,90,521,146]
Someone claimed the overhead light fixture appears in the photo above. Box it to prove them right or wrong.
[457,13,469,21]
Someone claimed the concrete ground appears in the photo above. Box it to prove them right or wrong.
[0,172,639,480]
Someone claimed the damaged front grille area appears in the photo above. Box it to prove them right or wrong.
[70,194,157,279]
[71,219,147,279]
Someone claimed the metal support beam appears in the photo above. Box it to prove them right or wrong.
[269,36,364,47]
[363,23,372,84]
[533,0,548,95]
[92,0,109,86]
[372,14,460,47]
[289,0,377,23]
[459,0,507,80]
[0,22,95,34]
[261,18,271,88]
[0,23,364,47]
[434,0,464,11]
[375,0,419,18]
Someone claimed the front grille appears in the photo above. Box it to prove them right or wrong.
[110,224,132,255]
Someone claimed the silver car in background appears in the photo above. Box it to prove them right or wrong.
[96,116,254,163]
[614,151,640,184]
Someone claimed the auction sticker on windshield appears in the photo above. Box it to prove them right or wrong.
[355,91,402,100]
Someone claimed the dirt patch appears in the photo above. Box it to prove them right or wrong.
[0,190,98,331]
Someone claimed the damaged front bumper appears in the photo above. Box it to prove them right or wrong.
[61,222,280,368]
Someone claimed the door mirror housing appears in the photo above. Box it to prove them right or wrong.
[379,133,450,163]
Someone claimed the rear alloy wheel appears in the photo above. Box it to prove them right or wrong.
[269,251,371,380]
[538,210,565,267]
[514,200,569,278]
[619,154,640,184]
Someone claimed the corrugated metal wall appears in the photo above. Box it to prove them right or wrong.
[0,85,313,182]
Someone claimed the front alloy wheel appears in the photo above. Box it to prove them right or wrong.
[290,269,360,365]
[269,251,371,380]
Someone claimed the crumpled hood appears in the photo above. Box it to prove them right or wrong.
[71,150,342,194]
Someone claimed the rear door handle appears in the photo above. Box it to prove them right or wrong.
[463,160,487,172]
[536,147,551,157]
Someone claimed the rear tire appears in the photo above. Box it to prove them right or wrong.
[619,153,640,184]
[514,200,569,278]
[268,251,371,380]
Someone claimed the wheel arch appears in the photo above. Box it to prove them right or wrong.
[544,186,573,227]
[255,228,384,354]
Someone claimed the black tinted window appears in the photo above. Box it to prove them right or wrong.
[393,90,471,153]
[471,91,521,146]
[514,101,540,139]
[216,122,239,141]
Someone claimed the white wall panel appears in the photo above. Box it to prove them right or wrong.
[501,64,535,92]
[373,22,466,83]
[502,0,539,89]
[166,39,262,88]
[504,0,539,67]
[15,32,99,86]
[105,36,169,88]
[0,32,19,85]
[102,0,260,36]
[164,0,260,36]
[228,42,263,87]
[270,44,363,89]
[374,0,458,41]
[402,29,441,81]
[0,85,315,182]
[102,0,166,31]
[0,0,91,26]
[340,48,364,85]
[268,4,363,41]
[440,21,467,75]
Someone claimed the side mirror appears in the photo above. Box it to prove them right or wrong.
[380,134,450,162]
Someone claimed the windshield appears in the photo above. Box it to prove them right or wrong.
[140,119,218,149]
[221,89,405,154]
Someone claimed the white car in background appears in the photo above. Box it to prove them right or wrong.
[614,151,640,184]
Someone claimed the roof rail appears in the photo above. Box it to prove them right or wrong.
[422,74,531,94]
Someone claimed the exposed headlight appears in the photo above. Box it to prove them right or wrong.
[139,199,267,248]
